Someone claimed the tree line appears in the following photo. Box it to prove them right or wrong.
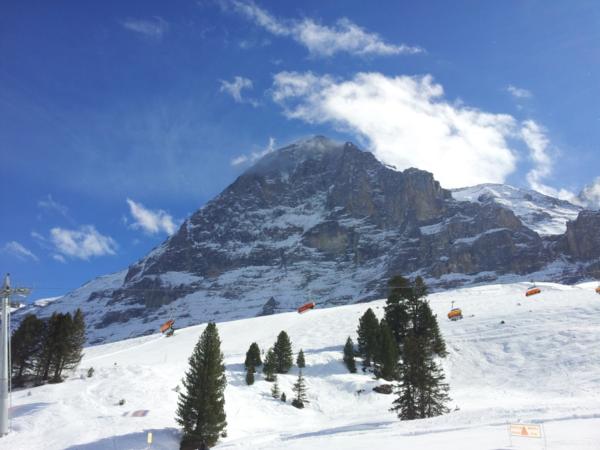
[11,309,86,386]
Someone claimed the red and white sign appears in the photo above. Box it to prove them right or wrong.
[510,423,542,438]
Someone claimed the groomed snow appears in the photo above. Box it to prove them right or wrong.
[4,282,600,449]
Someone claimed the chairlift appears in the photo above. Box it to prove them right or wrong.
[297,302,316,314]
[525,281,541,297]
[447,301,463,321]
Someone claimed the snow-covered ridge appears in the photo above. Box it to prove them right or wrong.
[5,281,600,449]
[452,183,582,235]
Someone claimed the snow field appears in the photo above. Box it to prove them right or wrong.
[3,282,600,449]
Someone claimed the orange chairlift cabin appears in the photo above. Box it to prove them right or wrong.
[447,301,463,321]
[525,281,541,297]
[297,302,316,314]
[160,319,175,337]
[596,285,600,295]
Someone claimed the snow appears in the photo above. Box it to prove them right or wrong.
[452,183,582,235]
[4,282,600,449]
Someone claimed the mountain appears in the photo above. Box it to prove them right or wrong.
[451,183,583,235]
[6,282,600,449]
[17,136,600,344]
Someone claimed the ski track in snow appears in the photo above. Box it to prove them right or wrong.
[4,282,600,449]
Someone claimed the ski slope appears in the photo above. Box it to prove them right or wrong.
[4,282,600,449]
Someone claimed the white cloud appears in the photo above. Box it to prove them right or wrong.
[37,194,68,218]
[231,137,276,166]
[521,120,579,203]
[219,76,255,104]
[50,226,118,260]
[579,177,600,209]
[507,85,532,99]
[1,241,39,262]
[227,0,422,57]
[272,71,518,188]
[126,199,177,235]
[121,17,168,39]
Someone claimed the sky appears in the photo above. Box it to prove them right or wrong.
[1,0,599,300]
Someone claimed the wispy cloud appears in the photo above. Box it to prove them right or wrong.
[1,241,39,262]
[126,199,177,235]
[225,0,422,57]
[219,76,257,105]
[50,226,118,260]
[521,120,578,203]
[121,17,169,39]
[579,177,600,209]
[507,85,532,99]
[231,137,276,166]
[37,194,69,218]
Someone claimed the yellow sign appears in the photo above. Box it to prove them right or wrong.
[147,432,153,444]
[510,423,542,438]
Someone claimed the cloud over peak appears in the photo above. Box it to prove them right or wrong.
[272,71,518,188]
[219,76,256,104]
[1,241,39,262]
[226,0,422,57]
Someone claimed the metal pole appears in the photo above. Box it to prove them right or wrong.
[0,274,10,436]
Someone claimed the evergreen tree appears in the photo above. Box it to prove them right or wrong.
[48,312,74,383]
[291,370,308,409]
[64,308,85,372]
[271,377,280,398]
[280,392,286,402]
[296,349,305,369]
[244,342,262,369]
[245,365,255,386]
[356,308,380,368]
[273,331,293,373]
[343,337,357,373]
[415,301,447,357]
[176,323,227,449]
[263,348,277,382]
[384,275,411,347]
[11,314,45,386]
[374,320,398,381]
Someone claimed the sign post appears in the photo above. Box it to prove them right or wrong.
[508,423,546,449]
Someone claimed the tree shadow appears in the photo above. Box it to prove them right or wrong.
[63,427,180,450]
[9,402,52,418]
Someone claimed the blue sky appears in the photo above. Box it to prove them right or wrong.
[1,0,599,300]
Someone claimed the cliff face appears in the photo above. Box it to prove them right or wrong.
[19,137,600,344]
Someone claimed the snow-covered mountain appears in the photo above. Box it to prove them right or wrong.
[5,282,600,449]
[452,183,583,235]
[16,137,600,344]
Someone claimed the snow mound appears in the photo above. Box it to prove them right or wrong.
[4,282,600,449]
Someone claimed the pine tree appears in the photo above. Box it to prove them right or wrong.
[271,377,280,398]
[273,331,293,373]
[415,301,447,357]
[245,365,255,385]
[11,314,45,386]
[176,323,227,449]
[263,348,277,382]
[391,333,419,420]
[343,337,357,373]
[296,349,305,368]
[384,275,411,347]
[374,320,398,381]
[291,370,308,409]
[49,312,73,383]
[356,308,380,368]
[280,392,286,402]
[244,342,262,369]
[64,308,85,372]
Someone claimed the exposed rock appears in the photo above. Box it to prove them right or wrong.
[373,384,393,395]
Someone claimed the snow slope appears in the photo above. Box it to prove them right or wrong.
[4,282,600,449]
[452,183,582,235]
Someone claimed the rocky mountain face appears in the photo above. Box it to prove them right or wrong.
[20,137,600,344]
